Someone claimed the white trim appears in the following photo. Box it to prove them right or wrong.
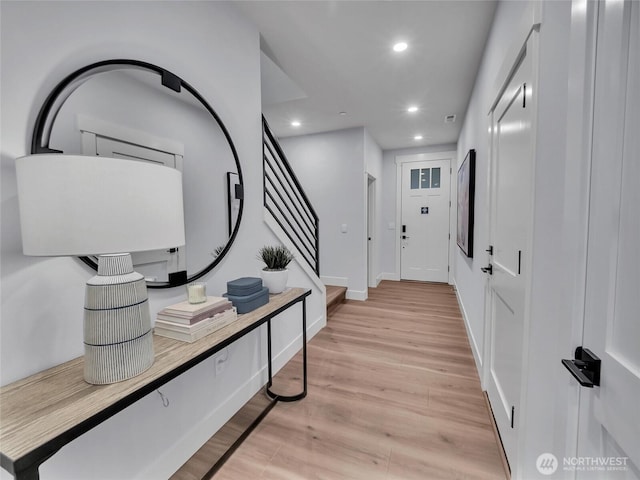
[346,289,367,301]
[77,114,185,156]
[321,275,348,287]
[488,1,542,114]
[395,151,457,284]
[380,272,400,281]
[367,174,377,289]
[452,279,483,376]
[561,0,600,468]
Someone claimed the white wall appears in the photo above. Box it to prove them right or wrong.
[455,1,585,478]
[364,129,383,287]
[454,0,529,371]
[380,144,456,279]
[0,2,324,479]
[279,128,370,299]
[277,130,456,293]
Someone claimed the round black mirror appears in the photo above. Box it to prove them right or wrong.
[31,59,243,288]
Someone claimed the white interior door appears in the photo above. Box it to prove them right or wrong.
[575,1,640,477]
[400,159,450,282]
[96,137,177,167]
[485,38,534,472]
[367,175,376,288]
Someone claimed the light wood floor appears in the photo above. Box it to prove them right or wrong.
[199,281,506,479]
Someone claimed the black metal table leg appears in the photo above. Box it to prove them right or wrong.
[265,297,308,402]
[13,464,41,480]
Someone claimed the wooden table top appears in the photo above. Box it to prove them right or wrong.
[0,287,310,470]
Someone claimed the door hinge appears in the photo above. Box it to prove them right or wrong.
[523,83,527,108]
[448,233,451,240]
[448,265,450,272]
[562,347,601,388]
[511,406,515,428]
[518,250,522,274]
[486,245,494,256]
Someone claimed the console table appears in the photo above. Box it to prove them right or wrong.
[0,287,311,480]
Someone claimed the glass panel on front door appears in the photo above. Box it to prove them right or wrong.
[411,167,441,189]
[411,169,420,189]
[420,168,431,189]
[431,167,441,188]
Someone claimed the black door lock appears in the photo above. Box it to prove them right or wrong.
[481,264,493,275]
[562,347,601,388]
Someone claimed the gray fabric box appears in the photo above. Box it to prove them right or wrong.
[226,277,263,297]
[224,286,269,314]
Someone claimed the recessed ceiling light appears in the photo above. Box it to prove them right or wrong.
[291,120,301,127]
[407,106,419,113]
[339,111,347,116]
[414,135,423,140]
[393,42,408,53]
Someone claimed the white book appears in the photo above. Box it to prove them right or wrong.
[154,308,237,343]
[156,301,233,325]
[160,296,229,317]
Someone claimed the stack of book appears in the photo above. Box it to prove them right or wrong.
[154,296,237,343]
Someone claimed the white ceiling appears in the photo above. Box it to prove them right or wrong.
[234,0,497,151]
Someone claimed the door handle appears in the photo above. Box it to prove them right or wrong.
[481,264,493,275]
[402,235,410,239]
[562,347,601,388]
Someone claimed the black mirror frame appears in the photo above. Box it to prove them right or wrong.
[30,59,244,288]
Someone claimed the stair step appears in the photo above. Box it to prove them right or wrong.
[326,286,347,319]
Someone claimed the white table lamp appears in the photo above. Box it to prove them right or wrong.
[15,154,186,384]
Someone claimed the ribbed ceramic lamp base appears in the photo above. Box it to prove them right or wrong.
[83,254,154,385]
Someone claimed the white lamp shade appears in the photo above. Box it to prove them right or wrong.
[15,154,186,256]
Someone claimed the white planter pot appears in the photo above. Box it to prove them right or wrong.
[261,269,288,294]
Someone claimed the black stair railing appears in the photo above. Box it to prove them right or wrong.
[262,116,319,276]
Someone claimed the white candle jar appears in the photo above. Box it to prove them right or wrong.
[187,282,207,304]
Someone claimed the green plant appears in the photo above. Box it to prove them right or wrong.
[257,245,294,270]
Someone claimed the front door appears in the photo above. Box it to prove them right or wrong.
[400,159,451,283]
[485,35,535,472]
[575,1,640,477]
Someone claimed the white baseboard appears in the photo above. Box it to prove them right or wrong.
[140,313,325,479]
[321,275,348,287]
[452,279,483,375]
[322,277,367,301]
[380,272,400,281]
[346,289,367,301]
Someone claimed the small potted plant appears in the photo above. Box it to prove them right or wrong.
[257,245,294,294]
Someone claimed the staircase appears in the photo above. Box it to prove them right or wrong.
[326,286,347,319]
[262,116,319,276]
